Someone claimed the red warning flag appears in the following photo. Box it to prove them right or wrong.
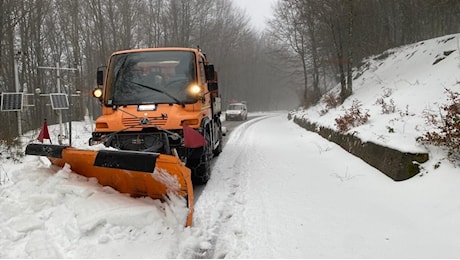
[183,124,206,148]
[37,119,51,143]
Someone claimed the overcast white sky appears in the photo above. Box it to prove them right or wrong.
[232,0,278,31]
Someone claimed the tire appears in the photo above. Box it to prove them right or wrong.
[186,131,212,185]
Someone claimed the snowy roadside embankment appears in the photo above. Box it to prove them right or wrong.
[291,33,460,154]
[290,33,460,180]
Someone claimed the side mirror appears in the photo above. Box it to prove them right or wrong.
[207,69,218,92]
[96,66,106,86]
[208,82,218,92]
[204,64,215,81]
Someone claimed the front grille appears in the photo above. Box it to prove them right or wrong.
[108,132,169,153]
[122,116,167,127]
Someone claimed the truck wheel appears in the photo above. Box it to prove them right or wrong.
[213,120,223,157]
[187,131,212,185]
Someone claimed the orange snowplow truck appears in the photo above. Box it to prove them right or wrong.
[90,47,223,184]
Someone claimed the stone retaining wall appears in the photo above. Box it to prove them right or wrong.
[290,114,429,181]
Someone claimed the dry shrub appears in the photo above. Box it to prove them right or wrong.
[323,93,341,110]
[418,88,460,161]
[375,97,396,114]
[335,100,370,132]
[319,93,341,115]
[374,88,396,114]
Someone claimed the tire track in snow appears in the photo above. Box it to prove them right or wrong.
[192,115,276,258]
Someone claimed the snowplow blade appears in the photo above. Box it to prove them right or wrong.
[25,143,194,226]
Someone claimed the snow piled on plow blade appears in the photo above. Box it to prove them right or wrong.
[152,168,182,192]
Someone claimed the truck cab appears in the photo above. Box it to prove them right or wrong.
[91,47,222,184]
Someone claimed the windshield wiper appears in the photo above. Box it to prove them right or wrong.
[125,80,185,107]
[114,56,128,87]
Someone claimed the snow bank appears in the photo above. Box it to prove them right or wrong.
[0,122,206,258]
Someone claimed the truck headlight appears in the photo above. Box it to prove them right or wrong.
[92,88,103,98]
[188,84,202,95]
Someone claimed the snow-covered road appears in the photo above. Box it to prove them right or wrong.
[196,113,460,258]
[1,113,459,258]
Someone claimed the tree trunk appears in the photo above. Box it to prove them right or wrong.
[345,0,354,100]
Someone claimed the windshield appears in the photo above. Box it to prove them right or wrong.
[228,104,245,110]
[105,51,196,106]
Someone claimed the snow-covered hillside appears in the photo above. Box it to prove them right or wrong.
[292,33,460,153]
[0,33,459,258]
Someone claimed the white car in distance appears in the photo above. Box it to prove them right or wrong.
[225,102,248,121]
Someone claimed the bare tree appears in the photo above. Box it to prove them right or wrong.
[270,0,310,106]
[3,0,459,141]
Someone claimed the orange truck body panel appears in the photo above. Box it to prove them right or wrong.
[96,104,203,131]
